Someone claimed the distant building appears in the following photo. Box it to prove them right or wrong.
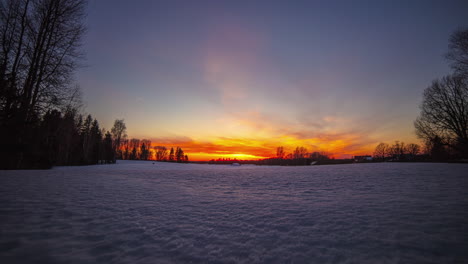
[354,155,373,161]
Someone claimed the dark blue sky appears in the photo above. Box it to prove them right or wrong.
[77,0,468,159]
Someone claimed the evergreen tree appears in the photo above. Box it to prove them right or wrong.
[176,147,185,162]
[140,139,151,160]
[103,132,114,163]
[169,147,174,161]
[111,119,127,159]
[89,119,102,164]
[131,146,137,160]
[140,142,148,160]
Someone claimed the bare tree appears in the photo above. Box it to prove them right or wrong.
[373,142,389,161]
[405,143,421,158]
[154,146,167,161]
[121,138,129,160]
[414,75,468,157]
[309,151,329,161]
[276,146,285,159]
[446,28,468,77]
[111,119,127,159]
[389,141,406,160]
[0,0,87,121]
[293,146,308,159]
[129,138,140,160]
[0,0,86,168]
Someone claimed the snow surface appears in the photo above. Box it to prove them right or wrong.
[1,161,468,263]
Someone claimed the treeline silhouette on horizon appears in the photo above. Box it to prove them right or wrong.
[373,141,426,162]
[18,109,117,168]
[115,139,189,163]
[206,146,332,166]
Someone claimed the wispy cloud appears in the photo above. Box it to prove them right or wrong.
[202,21,266,105]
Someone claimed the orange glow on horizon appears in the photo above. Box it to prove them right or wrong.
[128,111,385,161]
[142,135,376,161]
[189,152,269,161]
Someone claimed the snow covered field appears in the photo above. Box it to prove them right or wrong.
[1,161,467,263]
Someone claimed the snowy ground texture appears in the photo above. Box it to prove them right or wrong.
[1,161,468,264]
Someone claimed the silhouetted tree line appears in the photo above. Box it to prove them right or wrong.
[258,146,330,166]
[0,0,92,169]
[116,141,189,163]
[208,146,330,166]
[208,157,240,164]
[414,28,468,161]
[119,138,151,160]
[0,105,124,169]
[38,110,115,167]
[373,141,425,162]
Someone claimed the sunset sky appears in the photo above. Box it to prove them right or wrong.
[77,0,468,160]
